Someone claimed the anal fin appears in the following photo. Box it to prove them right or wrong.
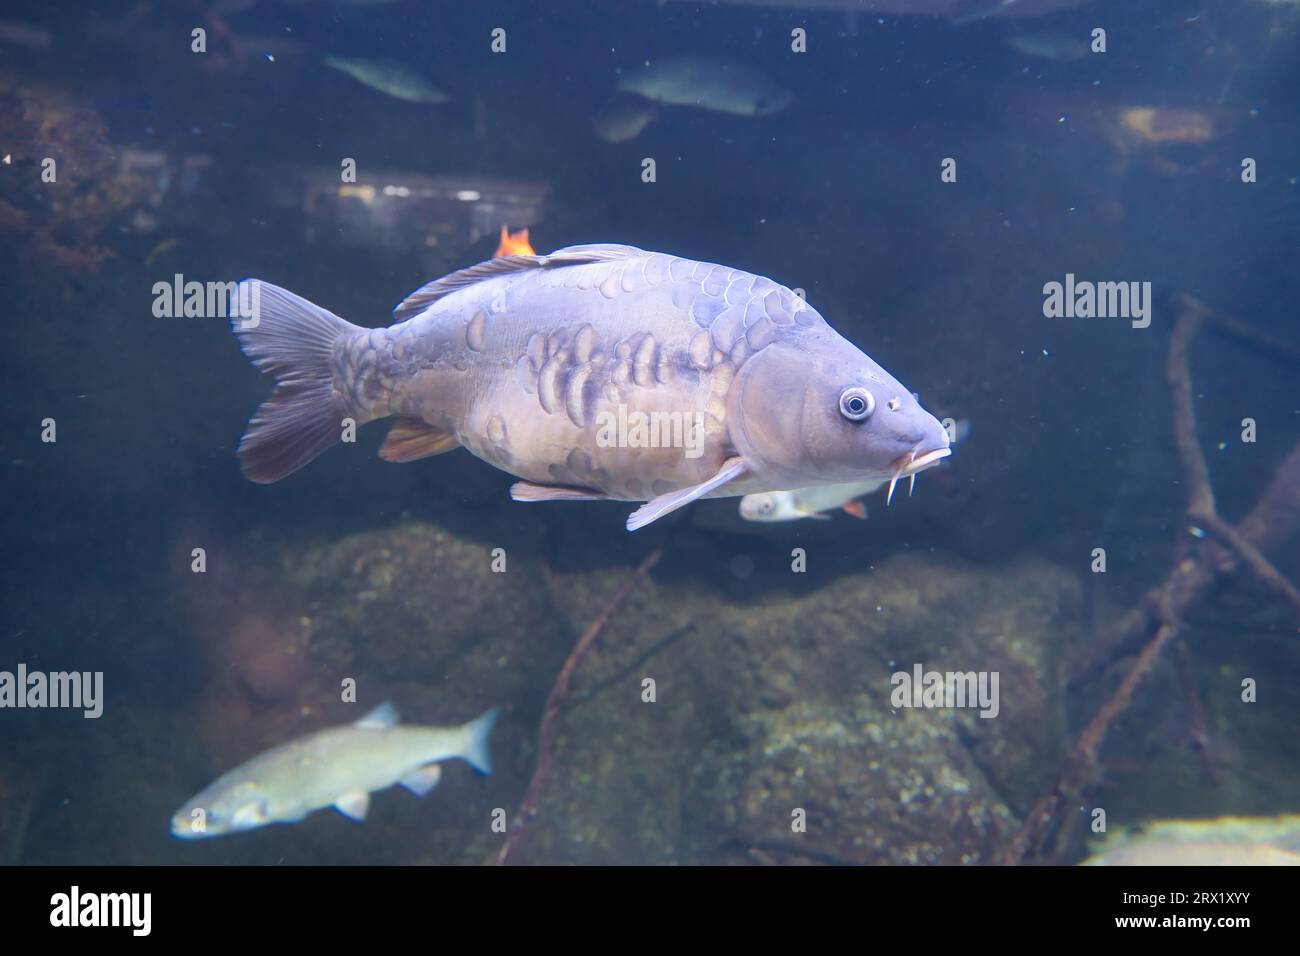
[334,790,371,822]
[399,764,443,797]
[379,416,460,463]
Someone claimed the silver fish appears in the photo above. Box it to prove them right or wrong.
[740,479,885,522]
[1085,842,1300,866]
[1006,33,1091,63]
[1082,815,1300,866]
[232,245,951,531]
[0,20,52,50]
[324,56,449,104]
[170,703,498,839]
[617,55,792,117]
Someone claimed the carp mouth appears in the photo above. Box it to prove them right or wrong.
[885,443,951,506]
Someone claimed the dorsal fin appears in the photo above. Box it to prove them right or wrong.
[391,244,648,322]
[355,701,398,729]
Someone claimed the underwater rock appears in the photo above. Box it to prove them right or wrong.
[224,612,308,704]
[282,521,561,685]
[508,550,1079,864]
[167,516,1079,864]
[0,72,150,272]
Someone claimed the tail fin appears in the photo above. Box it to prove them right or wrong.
[461,706,501,775]
[233,280,362,483]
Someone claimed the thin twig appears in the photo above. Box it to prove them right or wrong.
[495,547,663,865]
[1174,641,1220,787]
[719,836,860,867]
[1209,313,1300,366]
[1168,295,1214,518]
[1192,510,1300,618]
[1000,617,1183,865]
[1076,303,1300,681]
[565,624,695,706]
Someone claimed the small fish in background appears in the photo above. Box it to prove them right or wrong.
[1098,106,1227,176]
[1006,33,1091,63]
[0,19,52,50]
[951,0,1023,24]
[1082,814,1300,866]
[324,56,450,104]
[494,226,535,258]
[170,702,499,839]
[593,98,659,143]
[660,0,1089,21]
[740,479,885,523]
[144,238,181,267]
[617,54,792,118]
[217,0,407,11]
[1116,107,1217,147]
[952,0,1093,24]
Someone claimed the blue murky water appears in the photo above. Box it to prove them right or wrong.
[2,0,1298,866]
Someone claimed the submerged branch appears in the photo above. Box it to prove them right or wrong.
[1209,312,1300,366]
[495,547,663,865]
[1001,295,1300,865]
[1168,295,1214,518]
[1192,511,1300,618]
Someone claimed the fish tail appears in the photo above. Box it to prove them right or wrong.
[461,706,501,775]
[233,279,366,483]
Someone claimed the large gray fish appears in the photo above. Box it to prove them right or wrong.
[232,245,951,531]
[170,703,498,838]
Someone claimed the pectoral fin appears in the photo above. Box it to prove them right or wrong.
[230,801,269,830]
[626,457,749,531]
[334,790,371,821]
[379,417,460,463]
[399,764,443,797]
[511,481,609,502]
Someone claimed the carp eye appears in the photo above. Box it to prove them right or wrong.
[838,387,875,422]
